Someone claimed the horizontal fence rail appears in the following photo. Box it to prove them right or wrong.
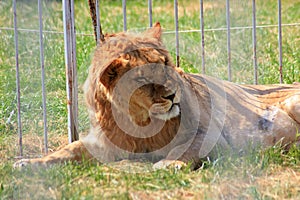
[7,0,297,156]
[2,22,300,36]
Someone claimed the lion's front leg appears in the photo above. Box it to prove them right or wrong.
[153,142,201,170]
[153,134,208,170]
[153,159,188,170]
[153,131,230,170]
[13,141,93,168]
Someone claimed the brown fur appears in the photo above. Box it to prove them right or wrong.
[14,23,300,170]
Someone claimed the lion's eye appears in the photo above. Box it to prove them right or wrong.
[107,69,117,81]
[108,71,116,77]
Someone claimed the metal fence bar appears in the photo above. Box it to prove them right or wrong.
[252,0,258,84]
[95,0,101,43]
[122,0,127,31]
[226,0,231,81]
[278,0,283,83]
[62,0,79,143]
[38,0,48,153]
[70,0,79,141]
[13,0,23,157]
[199,0,205,74]
[174,0,180,67]
[148,0,153,27]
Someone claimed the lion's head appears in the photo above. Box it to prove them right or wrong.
[85,22,185,128]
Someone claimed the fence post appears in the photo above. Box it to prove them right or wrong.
[174,0,180,67]
[38,0,48,153]
[62,0,79,143]
[95,0,101,43]
[278,0,283,83]
[13,0,23,157]
[122,0,127,31]
[199,0,205,74]
[148,0,153,27]
[252,0,258,84]
[226,0,231,81]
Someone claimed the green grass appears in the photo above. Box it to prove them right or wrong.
[0,0,300,199]
[1,143,299,199]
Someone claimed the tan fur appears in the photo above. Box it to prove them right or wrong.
[14,23,300,170]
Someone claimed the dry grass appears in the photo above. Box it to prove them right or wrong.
[1,133,300,199]
[128,166,300,199]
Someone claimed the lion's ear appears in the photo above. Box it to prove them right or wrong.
[144,22,162,40]
[99,58,129,88]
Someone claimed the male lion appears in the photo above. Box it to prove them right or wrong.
[14,22,300,170]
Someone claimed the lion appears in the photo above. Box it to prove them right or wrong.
[14,22,300,170]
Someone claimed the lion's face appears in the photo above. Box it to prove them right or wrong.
[127,67,182,126]
[90,23,183,127]
[130,83,181,123]
[99,47,182,127]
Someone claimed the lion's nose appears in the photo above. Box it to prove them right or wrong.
[162,93,176,102]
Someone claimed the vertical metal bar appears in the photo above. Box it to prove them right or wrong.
[38,0,48,153]
[122,0,127,31]
[226,0,231,81]
[95,0,101,43]
[252,0,258,84]
[148,0,153,27]
[174,0,180,67]
[199,0,205,74]
[63,0,79,143]
[70,0,78,138]
[13,0,23,157]
[70,0,78,142]
[278,0,283,83]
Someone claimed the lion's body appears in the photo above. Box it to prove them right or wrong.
[191,75,300,150]
[14,23,300,169]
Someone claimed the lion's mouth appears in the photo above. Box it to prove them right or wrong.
[151,103,180,121]
[169,103,179,112]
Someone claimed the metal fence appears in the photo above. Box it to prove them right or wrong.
[12,0,79,156]
[117,0,284,84]
[8,0,298,156]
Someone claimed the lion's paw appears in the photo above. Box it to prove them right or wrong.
[13,159,31,169]
[153,159,187,170]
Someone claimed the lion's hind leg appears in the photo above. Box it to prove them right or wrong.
[13,141,93,169]
[281,94,300,125]
[262,102,300,149]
